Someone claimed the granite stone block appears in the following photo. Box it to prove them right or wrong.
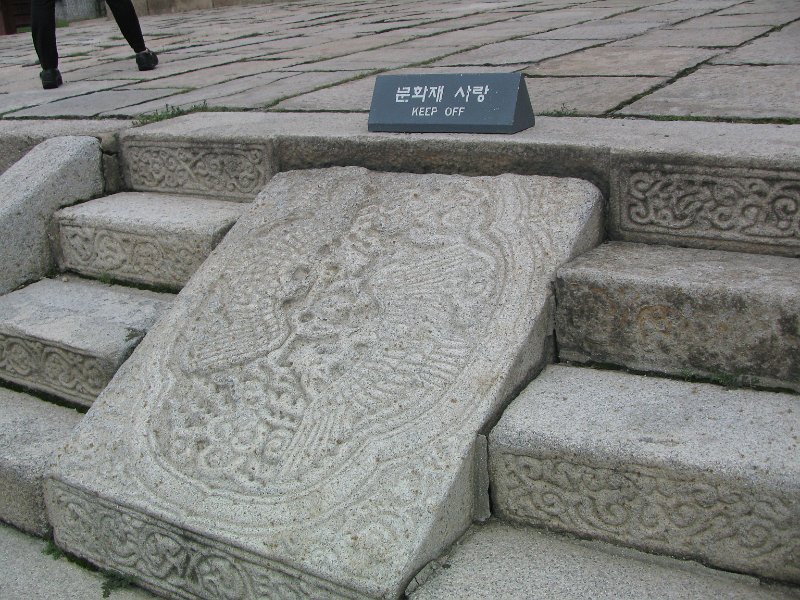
[0,389,82,537]
[0,137,103,295]
[56,192,243,289]
[47,167,603,599]
[554,242,800,391]
[489,365,800,582]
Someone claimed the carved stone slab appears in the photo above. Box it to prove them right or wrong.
[47,167,602,599]
[121,140,275,202]
[611,159,800,257]
[0,278,173,406]
[56,192,243,290]
[0,388,81,537]
[555,241,800,392]
[490,365,800,583]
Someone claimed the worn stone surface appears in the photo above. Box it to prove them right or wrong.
[554,242,800,391]
[618,65,800,119]
[432,39,606,67]
[410,521,800,599]
[47,167,602,599]
[0,278,173,407]
[525,46,718,76]
[711,22,800,65]
[610,158,800,257]
[0,389,81,537]
[0,136,103,295]
[489,365,800,582]
[56,192,244,290]
[0,523,158,599]
[0,120,131,176]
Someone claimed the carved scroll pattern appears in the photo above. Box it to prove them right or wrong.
[0,333,108,403]
[149,182,507,498]
[618,165,800,248]
[48,481,364,600]
[495,452,799,577]
[59,224,208,287]
[124,142,271,200]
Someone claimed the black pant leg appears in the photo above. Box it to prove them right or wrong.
[105,0,146,53]
[30,0,58,70]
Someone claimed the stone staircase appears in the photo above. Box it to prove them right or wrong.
[2,115,799,599]
[0,178,245,543]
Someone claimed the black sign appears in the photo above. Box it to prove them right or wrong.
[368,73,535,134]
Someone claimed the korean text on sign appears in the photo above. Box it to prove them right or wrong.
[395,85,445,103]
[454,85,489,102]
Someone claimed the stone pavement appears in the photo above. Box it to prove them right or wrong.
[0,0,798,121]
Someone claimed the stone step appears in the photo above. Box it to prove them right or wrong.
[555,241,800,392]
[409,521,799,600]
[55,192,244,290]
[0,277,173,407]
[0,388,82,537]
[489,364,800,583]
[0,522,157,599]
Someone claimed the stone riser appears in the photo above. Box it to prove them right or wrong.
[119,113,800,258]
[489,365,800,584]
[554,241,800,392]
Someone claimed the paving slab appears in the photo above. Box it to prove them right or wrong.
[56,192,244,290]
[0,389,82,537]
[525,46,719,76]
[490,365,800,582]
[554,242,800,391]
[611,26,772,47]
[0,278,173,406]
[526,20,659,40]
[47,167,603,599]
[0,523,157,599]
[410,521,800,599]
[0,136,103,295]
[711,22,800,65]
[432,39,608,67]
[618,65,800,119]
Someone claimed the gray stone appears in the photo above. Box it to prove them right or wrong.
[0,389,81,537]
[0,136,103,295]
[611,26,771,47]
[0,523,158,599]
[56,192,244,290]
[10,89,185,119]
[432,39,607,67]
[0,278,173,406]
[47,167,603,599]
[489,365,800,582]
[528,76,666,115]
[0,120,131,176]
[525,46,718,76]
[609,157,800,257]
[618,65,800,119]
[711,22,800,65]
[410,521,800,599]
[554,242,800,392]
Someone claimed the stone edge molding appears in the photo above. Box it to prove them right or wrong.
[489,366,800,584]
[610,159,800,257]
[0,136,103,295]
[118,113,800,257]
[121,140,276,202]
[46,168,603,599]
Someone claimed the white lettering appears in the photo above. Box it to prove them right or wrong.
[445,106,466,116]
[412,106,438,116]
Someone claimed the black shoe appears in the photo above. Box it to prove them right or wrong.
[135,49,158,71]
[40,68,62,89]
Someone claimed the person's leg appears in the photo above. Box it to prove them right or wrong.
[105,0,158,70]
[30,0,58,70]
[104,0,146,52]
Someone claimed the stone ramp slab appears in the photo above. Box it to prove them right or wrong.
[0,278,174,407]
[555,241,800,392]
[489,365,800,583]
[47,167,602,599]
[409,521,800,600]
[56,192,244,290]
[0,388,82,537]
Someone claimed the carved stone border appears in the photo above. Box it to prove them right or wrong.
[490,450,800,583]
[610,159,800,257]
[121,140,275,202]
[47,480,369,600]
